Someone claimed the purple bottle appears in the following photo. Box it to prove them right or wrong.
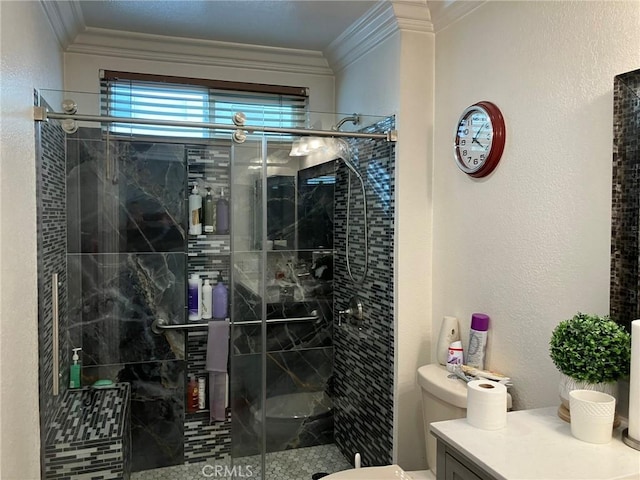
[212,271,228,320]
[216,188,229,235]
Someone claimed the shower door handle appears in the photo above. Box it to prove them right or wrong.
[52,273,60,396]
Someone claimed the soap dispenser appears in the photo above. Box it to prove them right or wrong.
[69,348,82,389]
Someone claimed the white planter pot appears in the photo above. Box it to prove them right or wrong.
[558,374,618,408]
[558,374,619,426]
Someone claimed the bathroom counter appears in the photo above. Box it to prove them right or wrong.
[430,406,640,480]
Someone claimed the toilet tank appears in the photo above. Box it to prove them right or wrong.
[417,364,468,473]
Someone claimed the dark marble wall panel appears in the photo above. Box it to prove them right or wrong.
[120,360,185,471]
[230,346,334,456]
[333,117,395,467]
[36,106,69,475]
[611,69,640,332]
[67,252,185,366]
[66,133,186,254]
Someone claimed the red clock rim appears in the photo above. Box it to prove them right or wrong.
[455,101,506,178]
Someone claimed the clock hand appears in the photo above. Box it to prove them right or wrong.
[473,122,487,141]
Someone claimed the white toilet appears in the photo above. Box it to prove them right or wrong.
[323,363,469,479]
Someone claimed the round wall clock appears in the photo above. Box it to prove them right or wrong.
[454,101,506,178]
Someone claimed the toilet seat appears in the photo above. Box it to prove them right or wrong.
[321,465,419,479]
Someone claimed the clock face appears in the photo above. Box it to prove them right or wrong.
[454,101,505,178]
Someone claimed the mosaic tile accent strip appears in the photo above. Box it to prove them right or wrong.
[184,410,232,463]
[44,384,131,480]
[611,68,640,332]
[131,443,350,480]
[333,116,395,466]
[36,104,70,472]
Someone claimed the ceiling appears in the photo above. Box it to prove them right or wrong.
[75,0,382,52]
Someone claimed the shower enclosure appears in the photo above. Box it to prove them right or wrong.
[35,89,396,479]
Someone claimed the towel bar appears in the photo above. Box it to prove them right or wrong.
[151,311,319,334]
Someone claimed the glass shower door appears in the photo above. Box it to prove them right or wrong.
[229,135,267,478]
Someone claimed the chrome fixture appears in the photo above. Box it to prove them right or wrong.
[52,273,60,396]
[61,99,78,114]
[233,129,247,143]
[289,137,369,285]
[151,311,320,335]
[333,114,360,131]
[232,111,246,126]
[33,107,396,142]
[338,296,364,327]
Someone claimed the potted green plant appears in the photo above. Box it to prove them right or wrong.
[549,312,631,422]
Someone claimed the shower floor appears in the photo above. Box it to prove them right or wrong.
[130,443,352,480]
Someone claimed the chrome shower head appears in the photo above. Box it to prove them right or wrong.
[333,114,360,131]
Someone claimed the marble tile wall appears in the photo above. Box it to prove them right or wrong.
[611,69,640,332]
[333,117,395,466]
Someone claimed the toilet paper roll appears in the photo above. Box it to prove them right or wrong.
[467,379,508,430]
[628,320,640,441]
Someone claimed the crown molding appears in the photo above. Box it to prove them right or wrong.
[325,0,434,74]
[426,1,487,32]
[41,0,484,78]
[324,2,400,74]
[39,0,85,49]
[67,28,334,76]
[392,0,434,33]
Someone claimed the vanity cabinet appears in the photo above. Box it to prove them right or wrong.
[436,438,493,480]
[430,407,640,480]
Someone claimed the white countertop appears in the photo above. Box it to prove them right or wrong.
[430,407,640,480]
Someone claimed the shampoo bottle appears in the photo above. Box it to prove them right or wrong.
[215,188,229,235]
[466,313,490,369]
[202,279,213,320]
[188,185,202,235]
[213,271,228,320]
[188,274,202,321]
[204,187,215,234]
[69,347,82,389]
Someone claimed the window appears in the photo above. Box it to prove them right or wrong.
[100,71,309,138]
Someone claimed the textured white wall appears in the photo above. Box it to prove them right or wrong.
[0,1,63,478]
[433,1,640,411]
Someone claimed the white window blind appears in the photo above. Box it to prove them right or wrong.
[100,71,309,138]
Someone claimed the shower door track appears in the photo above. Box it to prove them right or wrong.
[33,108,398,142]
